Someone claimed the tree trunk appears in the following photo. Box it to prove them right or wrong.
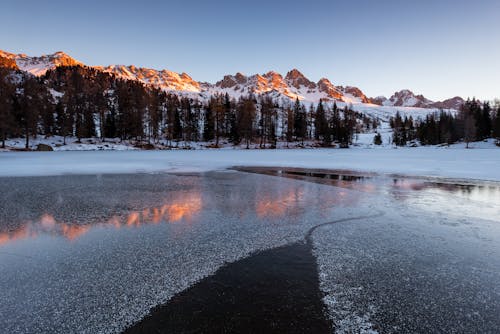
[25,127,29,150]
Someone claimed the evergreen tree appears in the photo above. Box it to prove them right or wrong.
[314,99,329,145]
[18,77,43,149]
[203,103,215,142]
[103,110,117,139]
[0,68,15,148]
[238,97,256,149]
[493,106,500,141]
[293,98,306,144]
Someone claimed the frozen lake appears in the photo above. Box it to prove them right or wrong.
[0,169,499,333]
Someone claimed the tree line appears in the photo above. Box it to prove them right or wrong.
[389,99,500,147]
[0,65,362,149]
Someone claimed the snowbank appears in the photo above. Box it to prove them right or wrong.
[1,149,499,182]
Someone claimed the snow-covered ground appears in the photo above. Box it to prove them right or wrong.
[1,148,499,181]
[1,136,138,151]
[2,129,498,152]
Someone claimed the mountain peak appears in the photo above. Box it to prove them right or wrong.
[3,49,465,109]
[285,68,306,81]
[0,49,82,76]
[0,50,17,59]
[341,86,371,104]
[386,89,432,108]
[101,65,201,92]
[317,78,343,100]
[285,69,316,89]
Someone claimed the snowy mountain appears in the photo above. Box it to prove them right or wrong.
[372,89,464,110]
[429,96,465,110]
[97,65,202,93]
[206,69,377,104]
[0,49,463,109]
[0,50,82,76]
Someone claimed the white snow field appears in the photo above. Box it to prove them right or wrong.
[1,148,499,181]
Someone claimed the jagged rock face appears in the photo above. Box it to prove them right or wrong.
[234,72,247,85]
[373,91,465,109]
[386,89,432,108]
[430,97,465,110]
[0,50,82,76]
[0,56,18,70]
[264,71,288,90]
[217,74,242,89]
[317,78,343,100]
[342,86,371,104]
[0,49,465,109]
[215,71,299,99]
[371,96,387,106]
[100,65,201,92]
[285,69,316,89]
[48,51,82,67]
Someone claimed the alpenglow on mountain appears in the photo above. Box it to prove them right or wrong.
[0,49,464,110]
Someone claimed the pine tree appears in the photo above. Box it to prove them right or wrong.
[0,68,15,148]
[203,103,215,142]
[329,102,341,143]
[103,110,117,139]
[213,95,224,147]
[18,76,42,149]
[492,106,500,143]
[238,97,256,149]
[314,99,329,145]
[293,98,306,144]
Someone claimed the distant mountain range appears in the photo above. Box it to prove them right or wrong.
[0,49,464,110]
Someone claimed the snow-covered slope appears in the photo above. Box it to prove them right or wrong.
[97,65,202,93]
[372,89,464,110]
[0,50,82,76]
[206,69,372,104]
[0,49,464,114]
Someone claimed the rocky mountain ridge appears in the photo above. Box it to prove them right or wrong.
[0,49,464,109]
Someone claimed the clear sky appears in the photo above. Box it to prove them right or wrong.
[1,0,499,101]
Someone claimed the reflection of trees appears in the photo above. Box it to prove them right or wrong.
[256,189,305,218]
[390,179,500,203]
[205,170,365,222]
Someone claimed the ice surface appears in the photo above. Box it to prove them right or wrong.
[0,172,360,334]
[1,171,500,333]
[1,148,500,181]
[312,183,500,333]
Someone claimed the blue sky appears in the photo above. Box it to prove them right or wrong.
[1,0,499,100]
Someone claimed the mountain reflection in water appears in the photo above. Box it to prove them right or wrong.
[0,191,202,246]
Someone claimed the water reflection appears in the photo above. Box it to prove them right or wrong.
[256,189,305,218]
[241,167,500,222]
[390,179,500,221]
[0,192,202,246]
[390,178,500,203]
[236,167,378,193]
